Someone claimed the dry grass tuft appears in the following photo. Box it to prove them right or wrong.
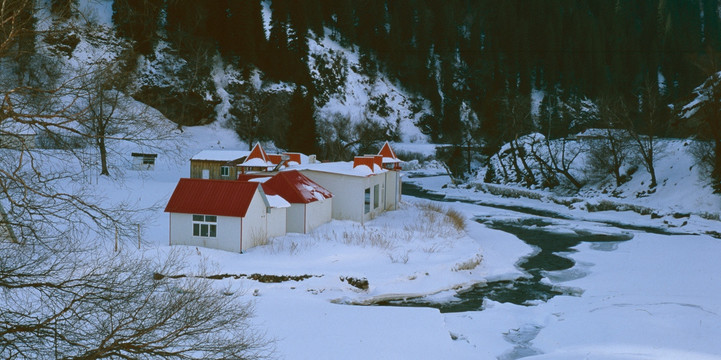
[452,253,483,271]
[405,201,467,239]
[444,208,466,232]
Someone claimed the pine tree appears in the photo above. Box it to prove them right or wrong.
[205,0,229,53]
[333,0,356,47]
[702,0,721,51]
[165,0,209,55]
[51,0,75,21]
[286,87,318,155]
[112,0,162,55]
[658,0,704,98]
[225,0,265,67]
[266,0,290,80]
[288,0,311,85]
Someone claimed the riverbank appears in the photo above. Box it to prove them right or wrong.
[406,174,721,240]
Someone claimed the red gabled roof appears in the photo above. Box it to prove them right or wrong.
[261,170,332,204]
[378,141,398,159]
[164,178,259,218]
[246,143,269,162]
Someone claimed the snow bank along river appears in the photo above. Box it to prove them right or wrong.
[390,177,721,359]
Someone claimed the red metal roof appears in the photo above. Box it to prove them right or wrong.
[261,170,332,204]
[164,178,259,217]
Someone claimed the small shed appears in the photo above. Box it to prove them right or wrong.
[164,178,287,253]
[378,141,402,171]
[131,153,158,170]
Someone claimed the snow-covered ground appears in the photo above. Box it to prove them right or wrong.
[80,122,721,360]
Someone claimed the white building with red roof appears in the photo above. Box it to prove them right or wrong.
[164,178,288,253]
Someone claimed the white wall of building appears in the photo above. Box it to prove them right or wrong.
[266,206,287,239]
[286,199,332,234]
[241,191,269,251]
[301,170,385,223]
[169,213,242,253]
[286,204,306,233]
[383,170,401,211]
[306,198,332,232]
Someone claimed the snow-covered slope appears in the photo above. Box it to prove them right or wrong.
[308,34,430,143]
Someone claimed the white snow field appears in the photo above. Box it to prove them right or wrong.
[71,121,719,360]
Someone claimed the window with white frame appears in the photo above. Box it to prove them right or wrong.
[220,166,230,177]
[192,215,217,237]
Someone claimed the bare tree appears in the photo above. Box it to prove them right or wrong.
[529,104,584,189]
[625,79,668,189]
[1,6,271,359]
[590,97,635,187]
[70,60,181,176]
[502,91,537,187]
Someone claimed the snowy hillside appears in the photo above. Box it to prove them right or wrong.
[308,34,430,143]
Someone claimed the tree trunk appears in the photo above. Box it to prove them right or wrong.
[550,139,583,189]
[496,152,509,182]
[513,139,536,187]
[98,136,109,176]
[647,137,657,188]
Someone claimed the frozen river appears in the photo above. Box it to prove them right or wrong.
[401,176,721,359]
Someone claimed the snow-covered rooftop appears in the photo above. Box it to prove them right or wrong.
[295,161,387,177]
[264,194,291,209]
[190,150,250,162]
[241,157,275,168]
